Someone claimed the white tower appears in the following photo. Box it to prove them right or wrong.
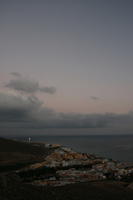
[28,137,31,143]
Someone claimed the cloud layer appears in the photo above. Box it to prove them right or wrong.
[6,73,56,94]
[0,72,133,135]
[0,92,133,131]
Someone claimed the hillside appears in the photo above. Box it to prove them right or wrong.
[0,137,133,200]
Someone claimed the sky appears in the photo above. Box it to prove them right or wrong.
[0,0,133,135]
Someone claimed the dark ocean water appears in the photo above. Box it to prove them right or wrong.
[22,134,133,163]
[9,128,133,163]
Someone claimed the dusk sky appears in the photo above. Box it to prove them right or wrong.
[0,0,133,135]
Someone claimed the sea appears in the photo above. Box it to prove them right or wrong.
[11,130,133,163]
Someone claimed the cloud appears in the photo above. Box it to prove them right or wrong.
[90,96,100,100]
[6,73,56,94]
[39,86,56,94]
[1,73,133,133]
[10,72,22,77]
[0,93,42,122]
[6,79,39,93]
[0,92,133,132]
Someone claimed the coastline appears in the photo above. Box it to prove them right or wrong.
[1,137,133,200]
[10,134,133,163]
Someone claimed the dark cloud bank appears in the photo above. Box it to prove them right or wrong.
[0,73,133,135]
[0,92,133,132]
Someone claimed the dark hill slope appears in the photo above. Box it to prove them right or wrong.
[0,137,50,172]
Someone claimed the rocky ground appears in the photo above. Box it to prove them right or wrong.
[1,137,133,200]
[16,142,133,186]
